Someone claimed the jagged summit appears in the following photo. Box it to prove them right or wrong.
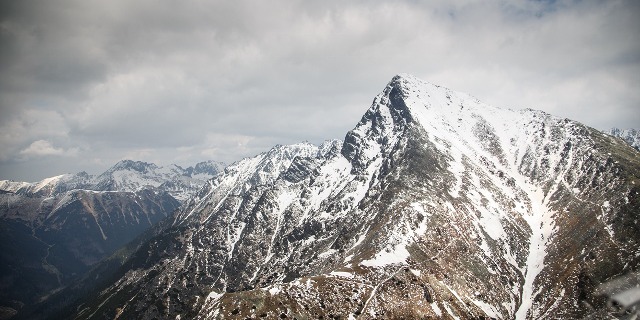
[174,141,336,224]
[388,73,444,92]
[109,159,159,173]
[188,160,226,177]
[344,73,573,181]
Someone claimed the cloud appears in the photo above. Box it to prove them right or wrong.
[0,0,639,181]
[19,140,67,157]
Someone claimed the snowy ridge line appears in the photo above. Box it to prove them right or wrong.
[1,159,226,204]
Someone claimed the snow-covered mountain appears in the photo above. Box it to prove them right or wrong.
[92,159,226,202]
[605,128,640,151]
[47,75,640,319]
[0,172,92,198]
[1,159,226,203]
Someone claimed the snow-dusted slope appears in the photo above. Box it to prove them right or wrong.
[65,75,640,320]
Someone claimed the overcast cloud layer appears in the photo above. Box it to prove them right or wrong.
[1,0,639,181]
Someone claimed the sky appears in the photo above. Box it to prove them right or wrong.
[1,0,639,182]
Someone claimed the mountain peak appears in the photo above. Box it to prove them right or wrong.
[379,73,482,129]
[386,73,450,101]
[341,75,426,168]
[111,159,158,173]
[188,160,226,177]
[389,73,431,87]
[341,74,479,172]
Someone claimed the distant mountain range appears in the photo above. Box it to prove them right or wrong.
[0,160,225,319]
[32,74,638,319]
[604,128,640,151]
[1,159,226,203]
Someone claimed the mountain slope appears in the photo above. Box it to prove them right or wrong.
[70,74,640,319]
[0,189,180,317]
[0,160,224,319]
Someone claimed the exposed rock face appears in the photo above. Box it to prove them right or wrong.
[64,75,639,319]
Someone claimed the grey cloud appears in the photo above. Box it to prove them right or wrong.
[1,0,639,181]
[19,139,76,157]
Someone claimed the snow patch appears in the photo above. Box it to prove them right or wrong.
[205,291,223,301]
[468,296,501,319]
[361,204,430,267]
[360,245,410,267]
[447,150,465,198]
[410,202,431,217]
[431,302,442,316]
[330,271,354,278]
[515,187,555,320]
[443,303,460,320]
[268,286,281,295]
[318,249,337,259]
